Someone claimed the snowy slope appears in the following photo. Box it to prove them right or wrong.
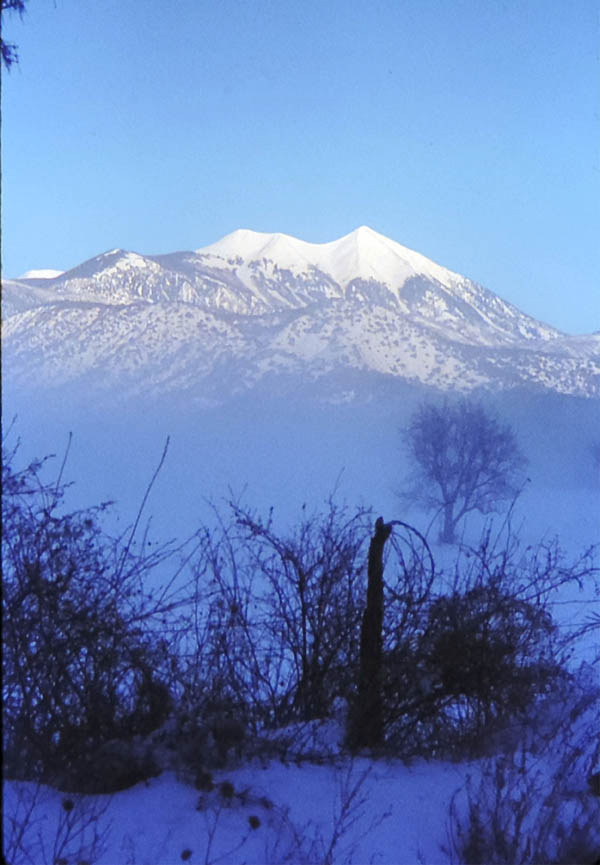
[3,227,599,402]
[4,697,599,865]
[3,758,469,865]
[198,225,462,289]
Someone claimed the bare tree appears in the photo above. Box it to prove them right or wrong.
[402,399,527,543]
[1,0,26,69]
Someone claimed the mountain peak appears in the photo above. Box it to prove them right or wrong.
[347,224,381,240]
[5,226,597,402]
[58,248,164,282]
[197,226,461,289]
[18,268,64,280]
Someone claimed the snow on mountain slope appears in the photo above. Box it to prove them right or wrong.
[198,225,459,288]
[2,301,253,403]
[3,227,599,402]
[7,227,561,343]
[2,279,68,316]
[196,227,564,344]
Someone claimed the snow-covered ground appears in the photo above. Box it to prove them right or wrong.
[5,695,599,865]
[4,754,469,865]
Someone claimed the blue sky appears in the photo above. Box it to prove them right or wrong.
[2,0,598,333]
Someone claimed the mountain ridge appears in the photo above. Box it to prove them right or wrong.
[196,225,464,290]
[3,226,599,403]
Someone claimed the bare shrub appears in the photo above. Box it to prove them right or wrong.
[3,781,111,865]
[443,676,600,864]
[380,526,598,759]
[2,443,192,791]
[177,498,372,733]
[174,499,597,766]
[264,762,390,864]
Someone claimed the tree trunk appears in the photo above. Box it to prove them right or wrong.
[348,517,392,751]
[441,502,455,544]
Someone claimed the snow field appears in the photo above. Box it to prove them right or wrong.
[3,754,473,864]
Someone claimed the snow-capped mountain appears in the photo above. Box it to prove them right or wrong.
[3,226,599,403]
[18,268,65,280]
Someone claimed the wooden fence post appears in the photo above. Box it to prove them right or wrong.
[348,516,392,751]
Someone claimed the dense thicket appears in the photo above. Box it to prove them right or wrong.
[2,448,185,790]
[2,444,597,796]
